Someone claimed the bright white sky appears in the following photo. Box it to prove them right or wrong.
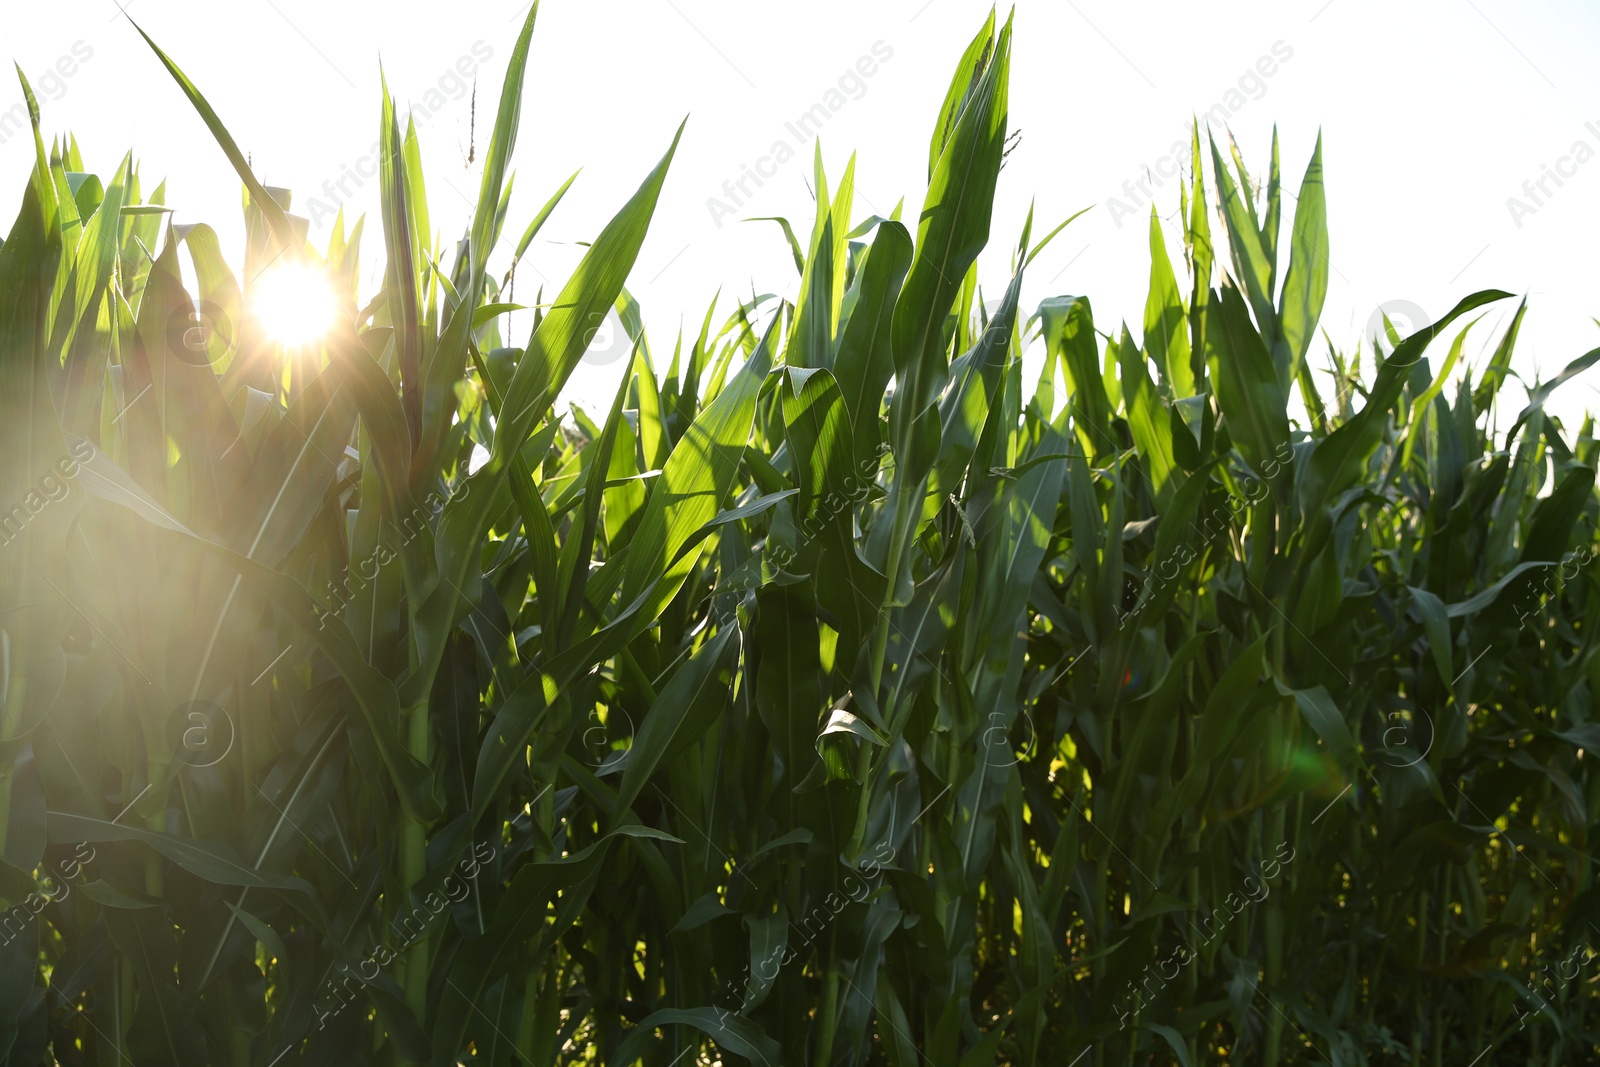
[6,0,1599,429]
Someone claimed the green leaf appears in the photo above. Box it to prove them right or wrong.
[432,832,623,1065]
[670,891,734,934]
[1209,133,1276,355]
[615,1007,781,1067]
[224,902,286,962]
[1040,295,1114,461]
[1299,289,1512,524]
[890,12,1010,455]
[926,10,998,179]
[784,147,851,370]
[1274,133,1328,389]
[48,814,312,892]
[1119,325,1177,506]
[379,69,424,448]
[505,168,579,287]
[104,908,207,1067]
[1194,633,1269,766]
[414,121,685,707]
[1144,206,1192,398]
[817,707,889,782]
[1148,1023,1194,1067]
[555,353,635,648]
[1408,585,1454,688]
[70,439,441,821]
[130,22,294,247]
[617,318,774,630]
[1206,282,1288,477]
[1276,680,1358,758]
[835,220,912,464]
[928,262,1021,522]
[747,215,806,275]
[614,625,738,816]
[1506,345,1600,444]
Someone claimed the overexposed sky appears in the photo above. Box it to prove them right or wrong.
[5,0,1598,425]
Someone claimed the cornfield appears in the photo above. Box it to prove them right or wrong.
[2,5,1598,1065]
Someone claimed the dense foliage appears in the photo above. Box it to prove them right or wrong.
[1,6,1598,1065]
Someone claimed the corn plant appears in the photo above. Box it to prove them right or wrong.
[1,4,1598,1066]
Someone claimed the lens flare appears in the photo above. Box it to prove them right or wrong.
[250,263,338,347]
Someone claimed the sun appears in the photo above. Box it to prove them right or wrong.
[250,262,339,347]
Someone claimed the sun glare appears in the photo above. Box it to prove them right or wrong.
[251,263,338,347]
